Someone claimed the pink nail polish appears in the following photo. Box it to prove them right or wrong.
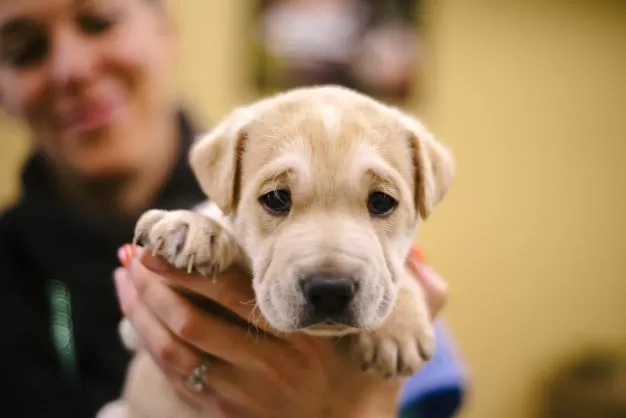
[118,244,138,268]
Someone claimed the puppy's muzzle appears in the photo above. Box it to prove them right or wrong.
[300,274,358,328]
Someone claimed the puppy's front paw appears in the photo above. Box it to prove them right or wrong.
[355,320,435,379]
[354,279,436,379]
[133,209,238,276]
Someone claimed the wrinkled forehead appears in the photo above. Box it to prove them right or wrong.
[242,94,414,182]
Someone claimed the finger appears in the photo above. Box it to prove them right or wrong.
[115,264,266,417]
[130,246,270,330]
[216,403,256,418]
[172,360,268,417]
[114,268,202,377]
[116,269,241,418]
[118,244,139,268]
[113,267,130,311]
[126,257,290,371]
[410,245,427,263]
[171,379,258,418]
[407,258,448,317]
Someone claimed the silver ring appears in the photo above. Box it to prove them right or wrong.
[186,362,209,393]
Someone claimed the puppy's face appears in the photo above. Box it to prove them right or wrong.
[191,86,453,335]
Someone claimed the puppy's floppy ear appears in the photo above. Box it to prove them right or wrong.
[189,107,254,215]
[400,113,455,220]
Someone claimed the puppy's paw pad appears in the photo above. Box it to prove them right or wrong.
[355,324,436,379]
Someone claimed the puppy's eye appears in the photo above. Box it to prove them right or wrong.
[367,192,397,217]
[259,189,291,216]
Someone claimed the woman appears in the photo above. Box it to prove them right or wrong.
[0,0,466,417]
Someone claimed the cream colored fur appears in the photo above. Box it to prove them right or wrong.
[99,85,454,418]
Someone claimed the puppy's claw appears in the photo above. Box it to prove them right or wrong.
[133,209,238,278]
[152,239,164,256]
[187,254,195,274]
[195,265,216,278]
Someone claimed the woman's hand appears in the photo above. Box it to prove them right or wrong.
[114,245,448,418]
[407,246,448,317]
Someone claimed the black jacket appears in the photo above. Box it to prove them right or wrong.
[0,112,205,418]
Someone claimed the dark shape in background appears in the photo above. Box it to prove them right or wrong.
[248,0,423,105]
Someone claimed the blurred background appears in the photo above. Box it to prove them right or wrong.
[1,1,625,417]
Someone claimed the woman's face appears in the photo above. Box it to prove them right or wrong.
[0,0,176,178]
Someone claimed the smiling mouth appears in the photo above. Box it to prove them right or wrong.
[65,99,123,135]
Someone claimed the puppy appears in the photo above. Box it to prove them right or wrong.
[107,85,454,418]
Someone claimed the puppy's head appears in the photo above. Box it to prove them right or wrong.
[190,86,454,335]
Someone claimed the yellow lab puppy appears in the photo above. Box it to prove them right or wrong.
[105,85,454,418]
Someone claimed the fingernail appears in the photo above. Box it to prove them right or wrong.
[415,261,432,277]
[140,251,170,273]
[411,245,427,263]
[118,244,138,268]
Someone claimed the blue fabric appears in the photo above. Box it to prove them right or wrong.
[398,320,468,417]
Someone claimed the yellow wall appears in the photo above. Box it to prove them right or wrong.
[1,2,625,418]
[0,116,29,203]
[420,1,626,418]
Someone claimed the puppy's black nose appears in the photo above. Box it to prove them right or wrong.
[301,274,356,324]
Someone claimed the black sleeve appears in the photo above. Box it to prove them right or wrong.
[0,211,74,418]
